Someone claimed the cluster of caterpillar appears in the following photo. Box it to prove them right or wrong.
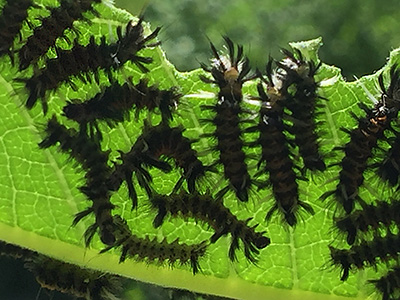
[0,3,325,284]
[21,17,161,114]
[323,66,400,222]
[247,59,316,226]
[0,0,103,67]
[200,39,324,226]
[107,121,208,209]
[1,0,161,114]
[325,65,400,300]
[197,40,400,296]
[6,2,400,299]
[322,66,400,215]
[17,0,103,71]
[330,197,400,299]
[0,0,218,290]
[102,116,272,265]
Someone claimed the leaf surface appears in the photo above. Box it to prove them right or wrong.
[0,1,398,299]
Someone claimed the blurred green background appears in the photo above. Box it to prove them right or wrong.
[115,0,400,78]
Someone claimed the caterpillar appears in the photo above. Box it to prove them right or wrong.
[63,78,181,139]
[106,127,169,210]
[108,121,207,209]
[275,48,326,172]
[137,122,207,193]
[329,233,400,281]
[335,199,400,245]
[247,67,314,226]
[0,240,37,260]
[17,0,102,70]
[21,17,161,114]
[0,0,35,64]
[376,65,400,186]
[379,64,400,110]
[377,133,400,187]
[25,255,124,300]
[321,100,398,214]
[199,36,254,202]
[0,241,124,300]
[149,191,270,263]
[369,266,400,300]
[100,215,208,275]
[38,116,116,246]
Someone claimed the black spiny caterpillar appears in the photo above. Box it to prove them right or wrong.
[200,36,254,203]
[100,215,208,275]
[149,191,270,263]
[17,0,102,70]
[247,62,314,226]
[39,117,116,246]
[63,78,181,140]
[21,17,160,114]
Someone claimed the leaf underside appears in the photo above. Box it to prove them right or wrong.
[1,0,400,299]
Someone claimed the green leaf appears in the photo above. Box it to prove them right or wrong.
[0,1,398,299]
